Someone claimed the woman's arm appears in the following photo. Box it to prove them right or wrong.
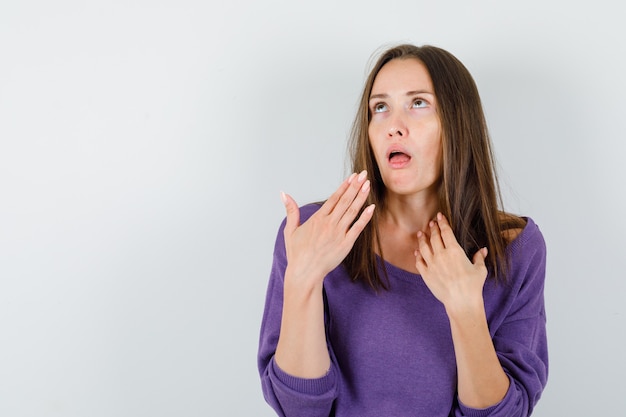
[258,172,374,417]
[415,212,508,407]
[415,213,548,416]
[275,171,374,377]
[446,296,510,408]
[274,265,330,378]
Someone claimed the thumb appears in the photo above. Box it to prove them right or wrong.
[472,247,488,265]
[281,191,300,236]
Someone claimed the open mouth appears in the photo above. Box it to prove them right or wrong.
[388,151,411,164]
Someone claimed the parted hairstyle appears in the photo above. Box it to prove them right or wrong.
[344,44,525,290]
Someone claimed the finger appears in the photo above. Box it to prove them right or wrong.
[328,170,368,224]
[414,248,427,274]
[345,203,375,243]
[417,230,433,262]
[317,173,355,216]
[281,191,300,237]
[428,219,445,252]
[436,212,458,249]
[472,247,488,266]
[337,179,371,230]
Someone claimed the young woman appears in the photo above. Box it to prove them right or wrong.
[258,44,548,417]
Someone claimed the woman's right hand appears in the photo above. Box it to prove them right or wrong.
[274,171,373,378]
[281,170,375,287]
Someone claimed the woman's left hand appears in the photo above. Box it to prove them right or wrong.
[414,213,488,312]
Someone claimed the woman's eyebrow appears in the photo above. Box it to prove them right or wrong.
[369,90,434,100]
[406,90,434,96]
[369,93,389,100]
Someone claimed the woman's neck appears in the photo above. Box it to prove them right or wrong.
[375,191,439,272]
[381,191,439,234]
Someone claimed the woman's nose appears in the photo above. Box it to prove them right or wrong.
[388,126,405,137]
[387,114,408,138]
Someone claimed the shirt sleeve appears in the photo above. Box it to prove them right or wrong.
[257,207,339,417]
[453,220,549,417]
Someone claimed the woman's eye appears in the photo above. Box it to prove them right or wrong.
[412,99,427,108]
[373,103,388,113]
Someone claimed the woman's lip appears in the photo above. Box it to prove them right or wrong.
[386,145,411,160]
[388,152,411,168]
[386,145,412,168]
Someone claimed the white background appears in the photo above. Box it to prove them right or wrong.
[1,1,624,416]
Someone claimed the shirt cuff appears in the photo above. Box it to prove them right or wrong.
[457,374,516,417]
[271,357,337,396]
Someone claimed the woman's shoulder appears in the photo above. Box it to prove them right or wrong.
[300,202,324,218]
[499,212,542,244]
[490,216,546,293]
[290,202,324,226]
[503,216,546,259]
[501,226,524,244]
[276,202,324,235]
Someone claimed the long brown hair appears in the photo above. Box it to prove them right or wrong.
[344,44,525,290]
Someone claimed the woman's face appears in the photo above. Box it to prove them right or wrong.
[368,58,442,200]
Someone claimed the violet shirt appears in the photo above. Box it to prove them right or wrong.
[258,204,548,417]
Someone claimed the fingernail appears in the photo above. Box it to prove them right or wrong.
[347,173,357,183]
[357,170,367,183]
[280,191,287,205]
[437,212,443,221]
[365,204,375,214]
[361,180,370,193]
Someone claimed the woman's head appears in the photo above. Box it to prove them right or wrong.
[346,44,517,289]
[351,44,492,213]
[367,57,443,204]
